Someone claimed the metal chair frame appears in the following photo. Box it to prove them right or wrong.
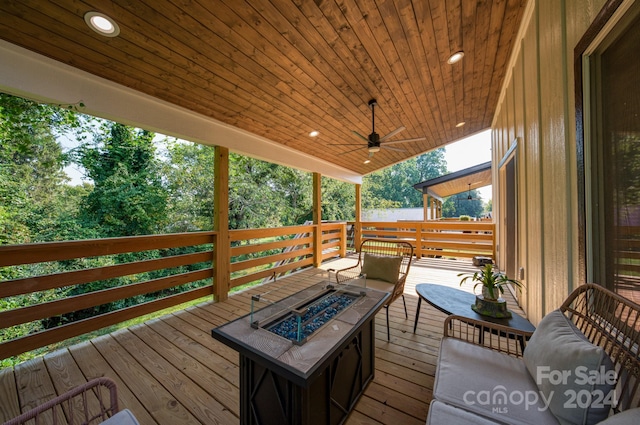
[3,377,119,425]
[334,238,414,340]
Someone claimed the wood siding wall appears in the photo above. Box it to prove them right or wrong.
[491,0,607,324]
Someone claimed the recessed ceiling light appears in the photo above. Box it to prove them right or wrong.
[363,159,371,164]
[309,130,319,137]
[456,121,466,128]
[84,11,120,37]
[447,51,464,64]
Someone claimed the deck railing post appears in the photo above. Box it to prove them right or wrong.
[415,223,422,258]
[355,184,362,251]
[313,173,322,267]
[214,146,230,302]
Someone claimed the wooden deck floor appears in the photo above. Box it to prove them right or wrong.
[0,257,526,425]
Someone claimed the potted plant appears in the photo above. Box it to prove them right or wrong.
[458,263,523,318]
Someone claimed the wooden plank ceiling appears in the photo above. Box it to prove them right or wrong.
[0,0,526,175]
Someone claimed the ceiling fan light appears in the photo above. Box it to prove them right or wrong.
[447,51,464,64]
[368,146,380,153]
[85,11,120,37]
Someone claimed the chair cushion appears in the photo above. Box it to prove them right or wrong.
[426,400,503,425]
[360,253,402,283]
[596,408,640,424]
[102,409,140,425]
[434,337,560,425]
[427,400,499,425]
[523,310,616,425]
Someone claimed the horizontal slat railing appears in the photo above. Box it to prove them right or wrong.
[0,232,217,267]
[0,223,348,359]
[228,223,347,289]
[350,220,495,260]
[0,232,217,360]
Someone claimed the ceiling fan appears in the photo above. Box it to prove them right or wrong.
[330,99,426,158]
[465,183,481,201]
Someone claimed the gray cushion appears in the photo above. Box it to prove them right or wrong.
[523,310,616,425]
[360,253,402,283]
[102,409,140,425]
[426,400,502,425]
[434,337,560,425]
[596,408,640,425]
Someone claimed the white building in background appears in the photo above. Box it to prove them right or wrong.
[362,208,429,222]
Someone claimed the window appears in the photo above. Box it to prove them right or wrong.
[580,0,640,300]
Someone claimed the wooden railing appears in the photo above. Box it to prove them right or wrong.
[228,223,345,289]
[0,220,491,360]
[351,220,495,260]
[0,232,216,360]
[0,224,347,360]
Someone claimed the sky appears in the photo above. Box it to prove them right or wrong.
[443,129,492,200]
[62,128,493,200]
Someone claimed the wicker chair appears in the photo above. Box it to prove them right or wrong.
[3,377,139,425]
[333,238,414,340]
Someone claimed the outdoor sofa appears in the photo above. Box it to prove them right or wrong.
[427,283,640,425]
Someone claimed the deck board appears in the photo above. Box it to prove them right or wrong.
[0,367,20,420]
[1,257,528,424]
[67,340,159,425]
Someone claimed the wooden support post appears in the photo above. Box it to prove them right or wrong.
[355,184,362,250]
[214,146,230,302]
[422,193,429,221]
[415,223,422,258]
[313,173,322,267]
[340,223,347,258]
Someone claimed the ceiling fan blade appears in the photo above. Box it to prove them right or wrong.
[339,146,367,155]
[380,146,406,152]
[379,126,406,142]
[328,143,364,146]
[381,136,427,145]
[352,131,369,142]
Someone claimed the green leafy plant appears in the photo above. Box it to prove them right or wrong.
[458,263,523,300]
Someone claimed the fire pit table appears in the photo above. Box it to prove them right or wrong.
[211,281,390,425]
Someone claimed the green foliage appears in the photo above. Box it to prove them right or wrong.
[229,154,316,228]
[362,149,447,208]
[442,191,485,218]
[458,263,523,300]
[76,123,168,236]
[163,140,215,232]
[321,177,355,221]
[0,93,81,245]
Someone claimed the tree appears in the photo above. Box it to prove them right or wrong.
[228,155,303,229]
[76,122,168,237]
[441,191,485,218]
[0,93,82,245]
[362,149,447,209]
[163,140,215,232]
[321,177,355,221]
